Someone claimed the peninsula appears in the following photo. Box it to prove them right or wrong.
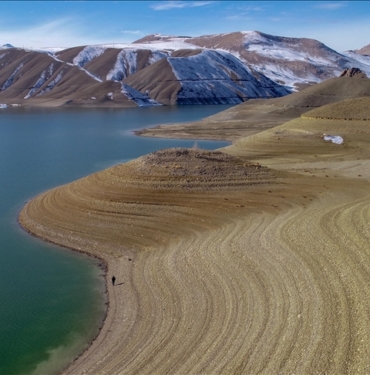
[19,71,370,374]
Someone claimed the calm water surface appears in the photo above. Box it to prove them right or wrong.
[0,105,232,375]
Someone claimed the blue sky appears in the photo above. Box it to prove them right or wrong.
[0,1,369,51]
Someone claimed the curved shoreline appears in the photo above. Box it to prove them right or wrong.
[18,149,291,374]
[17,217,111,373]
[18,110,370,374]
[19,172,370,374]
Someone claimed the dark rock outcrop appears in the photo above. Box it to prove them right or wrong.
[339,67,367,78]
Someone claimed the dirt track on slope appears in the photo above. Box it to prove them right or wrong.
[19,113,370,374]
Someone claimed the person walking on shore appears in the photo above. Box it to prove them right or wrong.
[112,276,116,286]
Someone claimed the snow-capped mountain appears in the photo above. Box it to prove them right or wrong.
[0,31,369,108]
[185,31,370,90]
[0,43,289,107]
[0,43,14,49]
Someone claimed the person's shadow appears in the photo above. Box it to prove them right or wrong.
[115,282,124,286]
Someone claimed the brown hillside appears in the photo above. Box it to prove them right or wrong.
[83,48,120,80]
[55,46,85,64]
[32,72,135,108]
[124,58,181,105]
[0,49,137,107]
[170,49,202,58]
[0,50,63,101]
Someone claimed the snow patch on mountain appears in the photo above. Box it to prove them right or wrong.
[343,51,370,65]
[167,49,290,104]
[169,50,254,81]
[254,63,323,89]
[40,47,66,53]
[149,50,169,64]
[78,66,102,82]
[37,71,64,96]
[98,40,200,51]
[73,46,108,67]
[50,54,74,66]
[24,63,54,99]
[106,49,137,81]
[124,50,137,76]
[137,41,198,50]
[121,83,161,106]
[243,33,334,65]
[249,44,332,65]
[106,49,169,81]
[1,63,24,90]
[341,51,370,76]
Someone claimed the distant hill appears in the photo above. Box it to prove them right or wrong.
[356,43,370,56]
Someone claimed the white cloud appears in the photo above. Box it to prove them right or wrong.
[121,30,141,35]
[314,2,348,10]
[151,1,214,11]
[0,17,132,49]
[0,18,94,49]
[225,13,252,21]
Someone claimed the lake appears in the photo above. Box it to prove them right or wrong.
[0,105,231,375]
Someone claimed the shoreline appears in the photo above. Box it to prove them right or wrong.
[18,149,292,374]
[16,217,111,374]
[18,110,370,374]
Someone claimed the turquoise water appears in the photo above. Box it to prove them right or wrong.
[0,105,231,375]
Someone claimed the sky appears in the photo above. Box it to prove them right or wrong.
[0,1,369,52]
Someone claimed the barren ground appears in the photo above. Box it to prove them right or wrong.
[19,98,370,374]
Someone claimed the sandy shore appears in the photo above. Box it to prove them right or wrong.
[19,112,370,374]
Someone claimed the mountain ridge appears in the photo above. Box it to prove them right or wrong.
[0,31,369,108]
